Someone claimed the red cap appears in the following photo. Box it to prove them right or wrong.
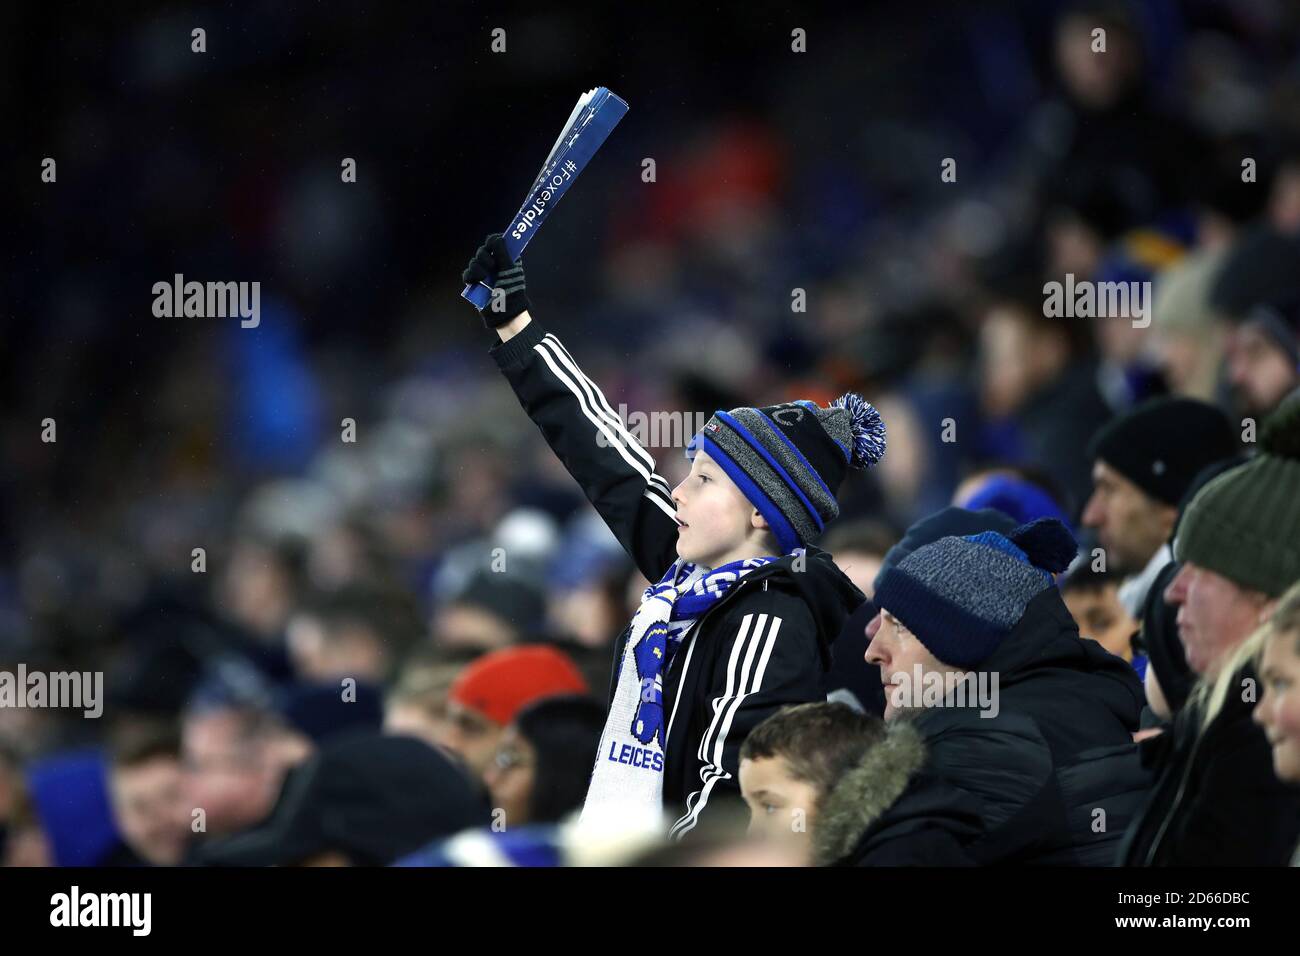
[449,645,589,727]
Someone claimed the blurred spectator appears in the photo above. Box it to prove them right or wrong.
[1225,302,1300,421]
[1,777,51,867]
[977,288,1111,511]
[1061,565,1142,673]
[1148,249,1230,401]
[217,532,310,646]
[953,466,1073,528]
[274,680,384,750]
[483,694,605,828]
[432,570,548,653]
[547,559,634,650]
[181,680,304,841]
[382,651,469,750]
[195,732,489,866]
[1210,226,1300,419]
[440,645,589,778]
[1039,2,1200,235]
[107,725,190,867]
[285,583,423,684]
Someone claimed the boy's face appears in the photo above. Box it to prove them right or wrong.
[672,450,765,567]
[739,754,819,858]
[1063,583,1137,660]
[110,756,191,866]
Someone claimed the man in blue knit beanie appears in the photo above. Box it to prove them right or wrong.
[871,519,1077,717]
[836,517,1151,866]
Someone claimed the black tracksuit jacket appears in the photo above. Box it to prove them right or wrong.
[490,320,863,837]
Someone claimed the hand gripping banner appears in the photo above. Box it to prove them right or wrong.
[461,86,629,310]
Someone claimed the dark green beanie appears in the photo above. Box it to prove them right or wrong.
[1174,391,1300,597]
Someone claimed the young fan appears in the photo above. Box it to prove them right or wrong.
[462,234,886,836]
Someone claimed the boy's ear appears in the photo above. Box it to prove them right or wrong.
[751,509,770,532]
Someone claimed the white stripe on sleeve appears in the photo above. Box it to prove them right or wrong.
[532,338,678,522]
[671,614,782,839]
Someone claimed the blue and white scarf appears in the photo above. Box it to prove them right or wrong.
[580,553,782,832]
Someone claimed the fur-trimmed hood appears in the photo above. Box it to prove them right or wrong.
[812,720,926,866]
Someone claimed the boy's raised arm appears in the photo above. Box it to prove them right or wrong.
[464,235,680,581]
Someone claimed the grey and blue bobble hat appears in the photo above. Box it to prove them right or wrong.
[873,518,1078,669]
[686,394,886,554]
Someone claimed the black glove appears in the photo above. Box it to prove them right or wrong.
[462,233,530,328]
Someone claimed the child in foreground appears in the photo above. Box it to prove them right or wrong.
[462,234,886,836]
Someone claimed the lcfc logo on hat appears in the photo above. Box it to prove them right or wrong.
[771,405,806,426]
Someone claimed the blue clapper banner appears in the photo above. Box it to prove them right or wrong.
[460,86,629,310]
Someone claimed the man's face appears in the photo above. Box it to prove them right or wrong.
[739,755,820,860]
[1056,16,1134,109]
[979,310,1034,417]
[1063,584,1138,661]
[182,711,280,836]
[865,609,956,721]
[110,756,191,866]
[286,613,330,679]
[672,450,765,567]
[438,700,504,778]
[1163,561,1271,676]
[1081,460,1175,575]
[1227,324,1297,419]
[1254,629,1300,784]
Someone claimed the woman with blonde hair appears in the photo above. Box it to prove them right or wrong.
[1252,580,1300,864]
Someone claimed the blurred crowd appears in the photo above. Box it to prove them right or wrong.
[3,0,1300,866]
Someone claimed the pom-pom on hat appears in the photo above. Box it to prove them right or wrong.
[873,518,1078,669]
[686,393,886,554]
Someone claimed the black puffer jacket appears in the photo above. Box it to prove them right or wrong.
[1117,664,1300,866]
[836,587,1149,865]
[816,721,984,866]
